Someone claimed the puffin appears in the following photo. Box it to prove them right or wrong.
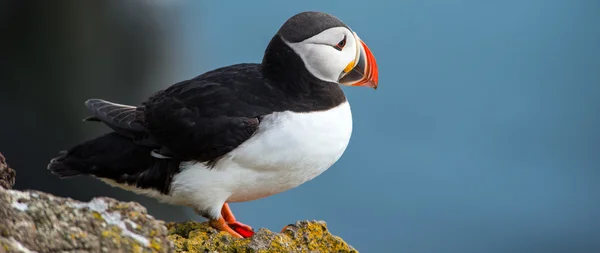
[47,11,378,238]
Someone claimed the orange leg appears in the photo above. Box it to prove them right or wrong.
[221,203,255,238]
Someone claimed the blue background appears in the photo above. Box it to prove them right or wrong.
[181,1,600,252]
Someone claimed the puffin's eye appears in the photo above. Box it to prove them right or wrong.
[333,35,347,51]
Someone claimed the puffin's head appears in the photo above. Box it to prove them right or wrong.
[276,11,379,89]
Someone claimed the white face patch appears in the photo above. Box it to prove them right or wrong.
[284,27,358,83]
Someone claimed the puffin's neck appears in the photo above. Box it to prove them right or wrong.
[260,34,343,98]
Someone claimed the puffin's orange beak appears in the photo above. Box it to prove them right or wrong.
[339,36,379,90]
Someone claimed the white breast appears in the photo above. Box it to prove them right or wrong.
[168,101,353,209]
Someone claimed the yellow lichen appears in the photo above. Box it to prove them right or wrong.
[166,220,358,253]
[132,243,143,253]
[167,220,205,238]
[167,234,186,251]
[101,228,123,246]
[68,231,88,240]
[150,239,162,251]
[92,211,103,220]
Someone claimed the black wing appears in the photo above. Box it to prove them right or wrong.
[49,64,275,194]
[142,64,277,165]
[84,99,145,136]
[83,98,159,147]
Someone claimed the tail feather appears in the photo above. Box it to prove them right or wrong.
[47,131,179,194]
[47,151,83,178]
[47,132,154,179]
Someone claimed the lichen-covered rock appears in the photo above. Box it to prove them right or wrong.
[0,153,16,190]
[167,220,358,253]
[0,153,357,253]
[0,189,173,253]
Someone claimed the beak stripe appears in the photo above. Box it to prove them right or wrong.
[362,40,379,86]
[343,60,355,73]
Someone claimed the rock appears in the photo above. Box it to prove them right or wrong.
[0,154,357,252]
[166,220,358,253]
[0,189,173,253]
[0,153,16,189]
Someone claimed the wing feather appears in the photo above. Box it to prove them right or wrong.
[141,65,272,164]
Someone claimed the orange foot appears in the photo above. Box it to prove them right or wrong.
[220,203,255,238]
[209,217,245,238]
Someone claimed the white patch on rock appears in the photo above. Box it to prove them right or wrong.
[7,189,31,200]
[125,219,141,230]
[7,189,31,212]
[11,201,28,211]
[68,198,150,247]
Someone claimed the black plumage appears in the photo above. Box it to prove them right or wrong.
[47,26,347,193]
[48,132,178,194]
